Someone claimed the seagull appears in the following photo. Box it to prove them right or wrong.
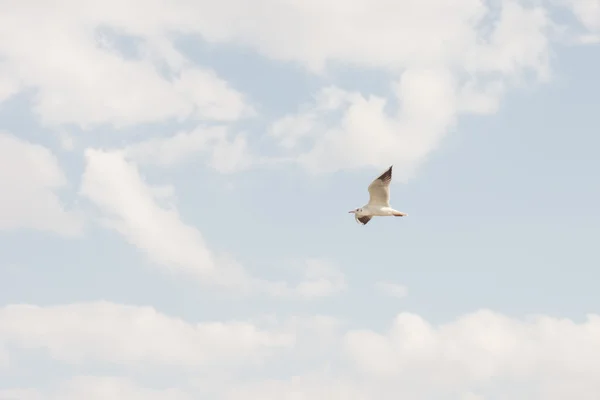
[348,165,407,225]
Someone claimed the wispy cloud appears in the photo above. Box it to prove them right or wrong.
[375,282,408,298]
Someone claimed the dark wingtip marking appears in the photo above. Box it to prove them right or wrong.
[377,165,393,183]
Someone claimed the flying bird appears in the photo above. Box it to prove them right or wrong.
[348,165,407,225]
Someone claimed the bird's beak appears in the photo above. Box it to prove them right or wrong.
[348,210,356,214]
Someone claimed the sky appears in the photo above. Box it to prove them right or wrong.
[0,0,599,399]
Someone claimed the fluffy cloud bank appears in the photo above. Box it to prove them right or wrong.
[2,303,600,399]
[0,301,293,368]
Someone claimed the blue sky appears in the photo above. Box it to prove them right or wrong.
[1,0,600,399]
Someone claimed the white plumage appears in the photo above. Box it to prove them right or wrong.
[348,165,407,225]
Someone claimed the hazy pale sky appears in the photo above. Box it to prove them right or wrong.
[1,0,600,399]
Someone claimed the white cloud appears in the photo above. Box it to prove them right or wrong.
[0,301,293,368]
[80,149,344,297]
[462,393,485,400]
[206,133,254,174]
[0,389,43,400]
[224,375,370,400]
[59,377,191,400]
[57,131,75,152]
[375,282,408,298]
[0,0,585,176]
[0,62,20,104]
[343,310,600,399]
[122,126,228,167]
[0,2,253,129]
[563,0,600,33]
[79,148,253,289]
[208,310,600,399]
[268,65,508,176]
[264,259,347,299]
[252,0,553,175]
[0,343,8,369]
[123,126,254,173]
[0,377,190,400]
[577,33,600,43]
[162,0,548,76]
[293,260,347,298]
[4,306,600,399]
[0,132,83,236]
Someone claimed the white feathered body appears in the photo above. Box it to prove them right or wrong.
[349,165,407,225]
[357,205,401,217]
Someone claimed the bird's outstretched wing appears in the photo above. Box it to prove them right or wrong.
[367,165,392,207]
[357,215,372,225]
